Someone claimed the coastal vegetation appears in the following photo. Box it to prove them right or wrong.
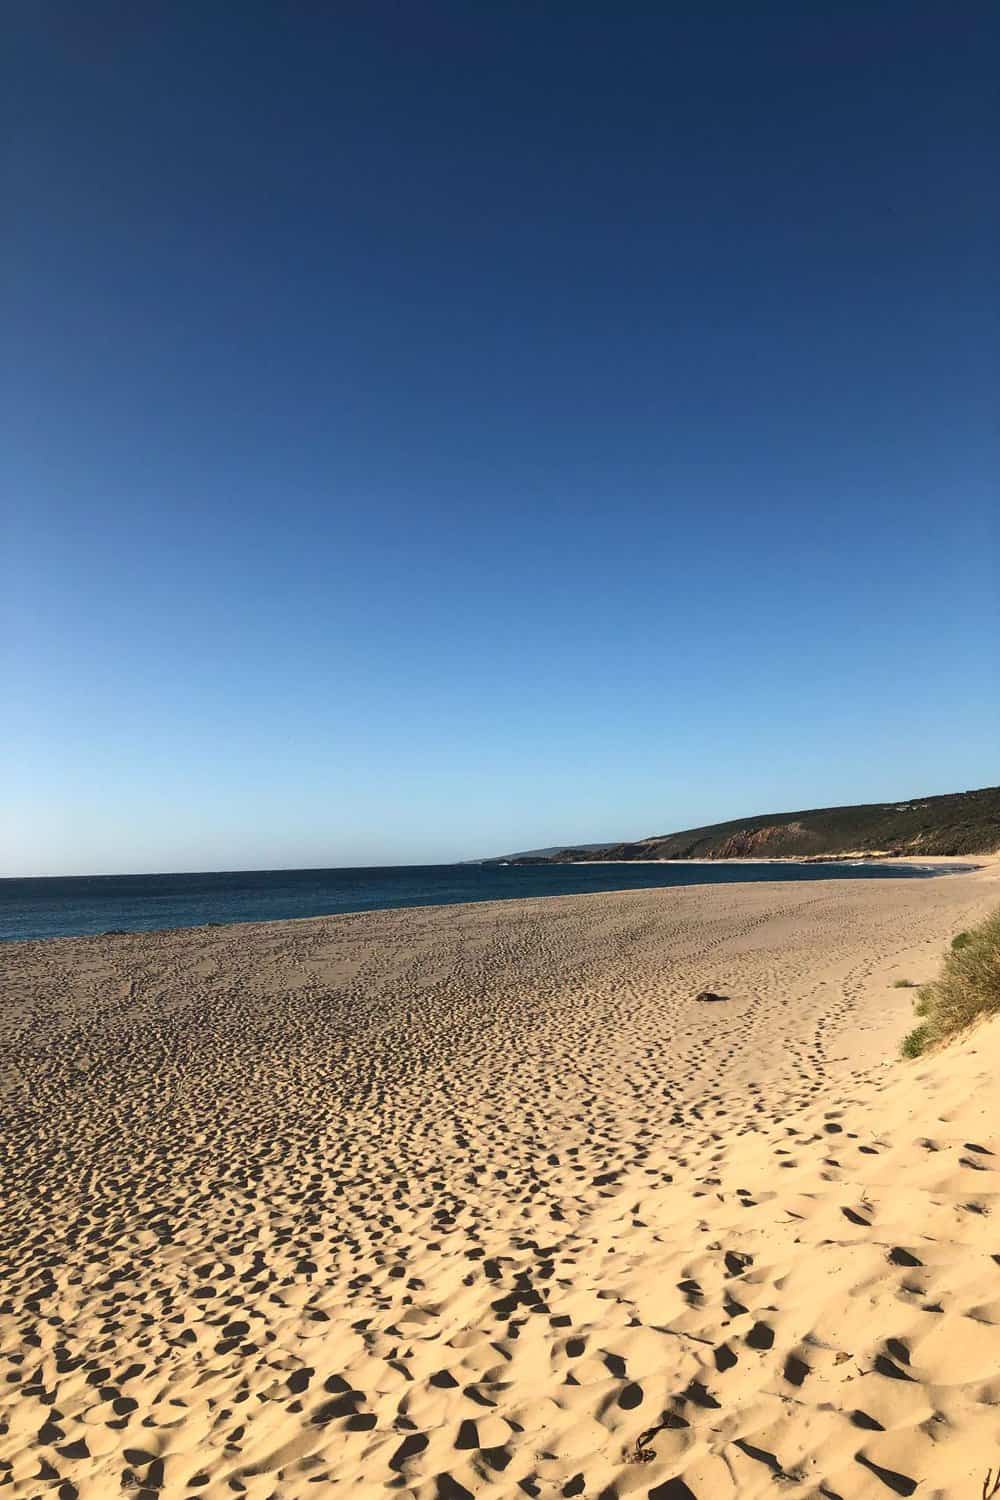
[901,908,1000,1058]
[507,784,1000,864]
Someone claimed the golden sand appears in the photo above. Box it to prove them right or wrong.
[2,864,999,1498]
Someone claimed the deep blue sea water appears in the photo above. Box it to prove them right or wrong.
[0,860,965,943]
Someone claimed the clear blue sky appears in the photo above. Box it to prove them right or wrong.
[5,3,998,876]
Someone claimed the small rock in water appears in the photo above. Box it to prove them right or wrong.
[695,990,729,1003]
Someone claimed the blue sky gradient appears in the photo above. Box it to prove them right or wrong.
[5,3,998,874]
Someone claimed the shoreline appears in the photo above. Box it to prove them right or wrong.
[555,852,996,868]
[4,853,995,947]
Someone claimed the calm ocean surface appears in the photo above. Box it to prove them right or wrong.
[0,860,965,943]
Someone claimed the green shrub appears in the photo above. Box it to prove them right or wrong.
[892,978,916,988]
[901,1025,930,1058]
[900,908,1000,1057]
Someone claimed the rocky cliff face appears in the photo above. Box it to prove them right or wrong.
[711,821,812,858]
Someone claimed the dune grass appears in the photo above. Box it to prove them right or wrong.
[901,908,1000,1058]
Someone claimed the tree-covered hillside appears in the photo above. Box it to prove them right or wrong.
[542,785,1000,863]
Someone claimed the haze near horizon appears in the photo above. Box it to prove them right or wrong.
[5,3,998,877]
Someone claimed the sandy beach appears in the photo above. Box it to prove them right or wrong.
[2,865,999,1499]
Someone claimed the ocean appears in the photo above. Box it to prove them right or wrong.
[0,859,964,943]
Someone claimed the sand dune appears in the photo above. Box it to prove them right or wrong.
[2,865,999,1498]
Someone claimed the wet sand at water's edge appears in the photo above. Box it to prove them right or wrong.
[2,864,999,1498]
